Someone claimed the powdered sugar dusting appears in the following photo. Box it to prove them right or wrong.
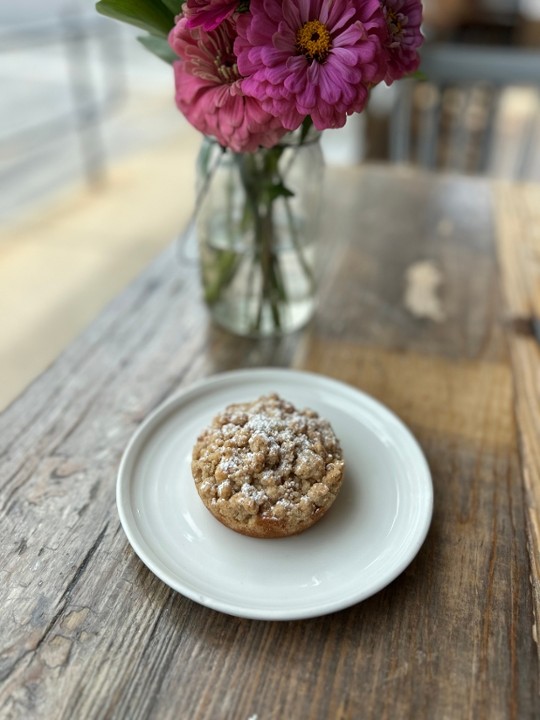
[241,482,267,505]
[192,393,345,536]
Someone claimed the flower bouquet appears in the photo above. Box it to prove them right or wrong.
[96,0,423,336]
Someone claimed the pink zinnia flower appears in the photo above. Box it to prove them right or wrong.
[169,17,288,152]
[184,0,238,32]
[380,0,423,84]
[235,0,387,131]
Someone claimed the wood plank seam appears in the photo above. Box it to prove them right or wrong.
[495,182,540,673]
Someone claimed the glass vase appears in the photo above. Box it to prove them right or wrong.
[195,131,324,337]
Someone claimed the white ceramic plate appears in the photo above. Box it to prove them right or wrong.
[117,369,433,620]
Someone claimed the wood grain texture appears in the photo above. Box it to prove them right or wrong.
[495,182,540,673]
[0,166,538,719]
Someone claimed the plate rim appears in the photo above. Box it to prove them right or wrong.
[117,367,434,620]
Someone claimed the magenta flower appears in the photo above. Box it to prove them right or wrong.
[169,17,288,152]
[235,0,387,131]
[380,0,423,83]
[184,0,238,32]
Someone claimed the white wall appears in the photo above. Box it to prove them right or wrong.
[0,0,88,25]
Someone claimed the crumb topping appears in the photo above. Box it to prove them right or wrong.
[192,393,344,532]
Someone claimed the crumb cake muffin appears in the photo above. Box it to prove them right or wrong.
[191,393,345,538]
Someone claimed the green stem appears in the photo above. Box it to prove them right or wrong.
[236,153,283,333]
[262,209,282,329]
[201,133,319,335]
[282,193,315,294]
[203,249,238,304]
[197,141,242,305]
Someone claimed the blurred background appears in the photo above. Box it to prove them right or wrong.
[1,0,539,410]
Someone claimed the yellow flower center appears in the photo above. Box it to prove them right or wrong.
[215,52,240,83]
[296,19,331,63]
[386,9,403,38]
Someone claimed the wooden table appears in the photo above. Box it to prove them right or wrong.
[1,165,539,718]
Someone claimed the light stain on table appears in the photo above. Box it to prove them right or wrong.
[0,167,538,719]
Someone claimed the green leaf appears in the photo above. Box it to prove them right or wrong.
[300,115,314,144]
[95,0,174,37]
[264,182,295,203]
[408,69,427,81]
[138,34,178,63]
[160,0,183,13]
